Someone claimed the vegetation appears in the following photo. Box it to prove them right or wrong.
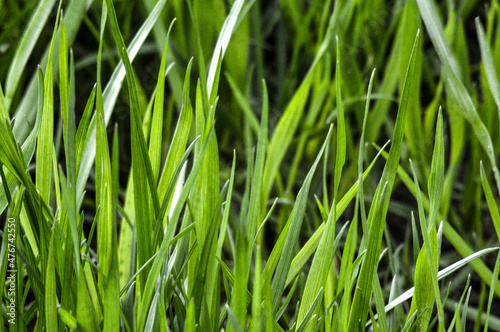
[1,0,500,330]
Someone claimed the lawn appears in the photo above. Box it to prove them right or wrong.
[1,0,500,331]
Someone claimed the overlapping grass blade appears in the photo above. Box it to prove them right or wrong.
[348,31,420,331]
[475,18,500,117]
[270,126,332,310]
[36,3,62,205]
[76,0,168,198]
[296,38,345,327]
[417,0,500,192]
[4,0,56,111]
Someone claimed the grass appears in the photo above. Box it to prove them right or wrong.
[1,0,500,331]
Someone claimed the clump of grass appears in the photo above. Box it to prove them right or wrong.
[1,0,500,331]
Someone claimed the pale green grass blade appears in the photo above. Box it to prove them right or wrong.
[45,225,58,331]
[75,85,96,173]
[246,79,268,243]
[428,109,444,230]
[58,307,77,330]
[77,266,99,331]
[136,135,205,330]
[157,59,193,202]
[216,152,236,259]
[148,20,175,183]
[59,17,77,189]
[348,31,420,331]
[250,245,263,332]
[184,300,196,332]
[407,109,445,330]
[231,81,269,330]
[206,0,245,97]
[417,0,500,192]
[4,0,56,111]
[36,5,62,205]
[476,18,500,115]
[271,126,332,310]
[295,288,323,332]
[0,84,6,118]
[377,247,499,316]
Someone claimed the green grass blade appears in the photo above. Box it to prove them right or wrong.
[296,39,345,326]
[271,126,332,310]
[148,20,175,183]
[76,0,168,198]
[206,0,245,97]
[484,250,500,332]
[480,162,500,246]
[348,31,420,331]
[36,5,62,205]
[4,0,56,111]
[417,0,500,193]
[45,225,58,331]
[476,18,500,115]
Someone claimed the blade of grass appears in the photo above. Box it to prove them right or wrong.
[4,0,56,111]
[297,38,345,327]
[417,0,500,193]
[271,126,333,310]
[348,31,420,331]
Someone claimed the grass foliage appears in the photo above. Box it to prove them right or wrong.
[1,0,500,330]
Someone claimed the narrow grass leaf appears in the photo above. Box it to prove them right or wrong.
[296,38,345,327]
[480,162,500,241]
[417,0,500,192]
[348,32,420,331]
[271,126,332,310]
[36,5,62,205]
[476,18,500,114]
[4,0,56,110]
